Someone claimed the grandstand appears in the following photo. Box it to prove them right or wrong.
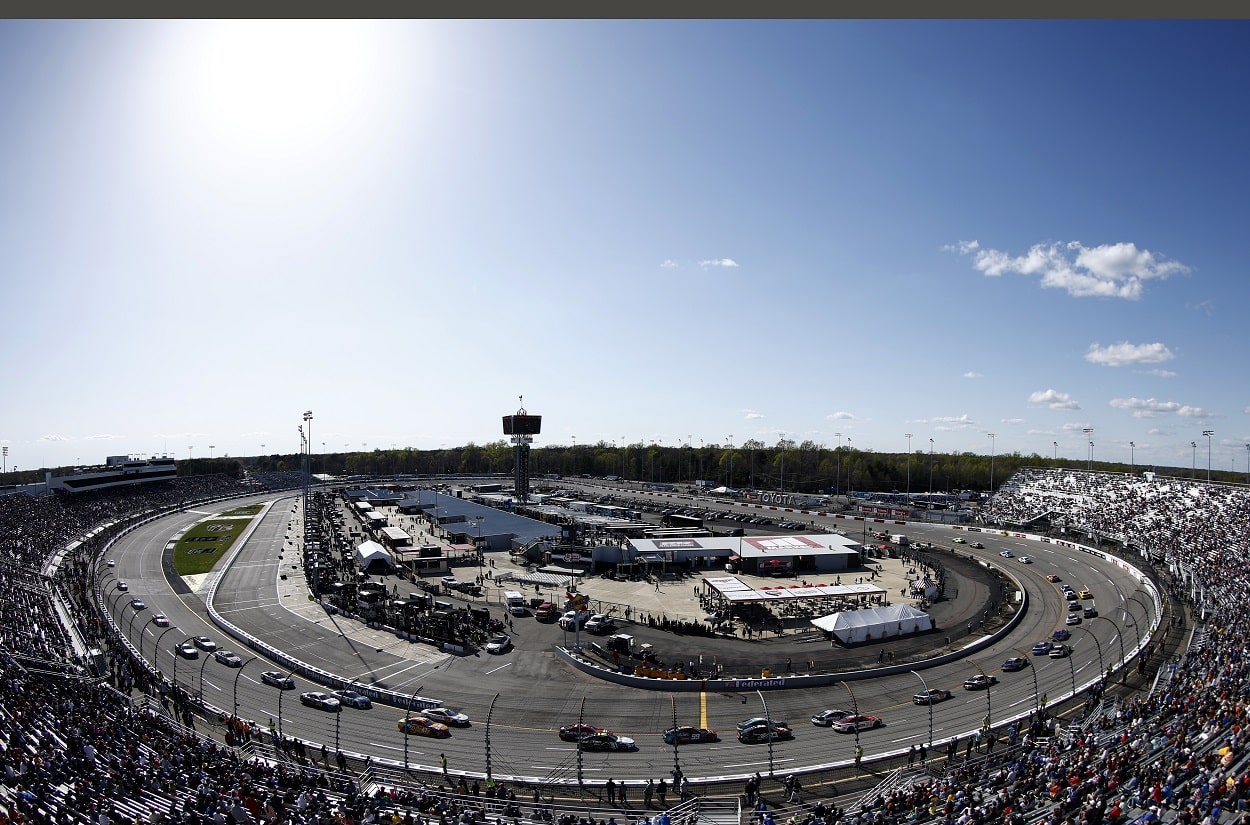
[1,467,1247,825]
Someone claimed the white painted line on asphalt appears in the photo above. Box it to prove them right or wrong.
[485,663,513,675]
[723,758,796,769]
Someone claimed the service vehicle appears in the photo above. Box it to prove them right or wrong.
[504,591,527,616]
[485,634,512,654]
[584,614,616,633]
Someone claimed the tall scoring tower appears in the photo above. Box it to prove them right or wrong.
[502,396,541,505]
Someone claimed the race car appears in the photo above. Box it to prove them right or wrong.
[662,726,718,745]
[422,707,470,727]
[559,723,609,742]
[811,709,854,726]
[1001,656,1029,672]
[831,714,883,733]
[912,689,952,705]
[397,716,451,738]
[963,674,998,690]
[299,691,341,712]
[578,733,636,751]
[738,723,794,744]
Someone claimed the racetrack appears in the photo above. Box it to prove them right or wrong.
[101,484,1161,786]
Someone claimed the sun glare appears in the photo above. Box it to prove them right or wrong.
[179,21,384,148]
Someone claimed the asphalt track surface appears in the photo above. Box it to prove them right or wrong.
[103,486,1159,787]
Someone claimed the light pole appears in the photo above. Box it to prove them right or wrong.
[233,656,259,721]
[928,438,934,502]
[1083,428,1093,471]
[839,681,862,772]
[1012,648,1040,717]
[276,669,296,739]
[152,627,176,674]
[172,637,195,697]
[969,660,991,729]
[1203,431,1214,482]
[835,432,843,495]
[987,433,996,493]
[209,445,215,460]
[754,689,777,778]
[198,650,213,699]
[909,670,935,752]
[1085,620,1115,683]
[403,685,424,773]
[1053,441,1058,462]
[1191,441,1198,478]
[2,445,7,474]
[1130,441,1135,472]
[1245,444,1249,485]
[905,433,913,501]
[485,693,500,782]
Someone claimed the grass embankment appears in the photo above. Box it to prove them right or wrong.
[172,505,263,576]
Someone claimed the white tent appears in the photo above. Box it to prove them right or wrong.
[354,540,394,572]
[810,604,933,645]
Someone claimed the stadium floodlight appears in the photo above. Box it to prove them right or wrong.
[1203,431,1214,482]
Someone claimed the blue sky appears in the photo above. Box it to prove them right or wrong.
[3,20,1249,474]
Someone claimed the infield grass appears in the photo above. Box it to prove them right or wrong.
[172,507,261,576]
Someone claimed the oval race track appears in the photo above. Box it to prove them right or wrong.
[102,485,1160,787]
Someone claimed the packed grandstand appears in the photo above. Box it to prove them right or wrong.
[0,467,1246,825]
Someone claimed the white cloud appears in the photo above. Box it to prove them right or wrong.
[1002,418,1025,425]
[942,240,980,254]
[1177,405,1213,418]
[743,410,765,420]
[1147,428,1167,436]
[1142,369,1177,378]
[1245,406,1250,415]
[1028,389,1081,410]
[951,240,1190,299]
[1061,422,1093,432]
[962,371,983,379]
[660,259,678,268]
[38,434,70,442]
[930,415,976,430]
[828,411,859,421]
[1109,397,1182,418]
[699,258,739,269]
[1025,428,1055,436]
[1085,341,1175,367]
[85,433,125,440]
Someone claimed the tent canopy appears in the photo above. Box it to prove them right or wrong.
[355,540,394,571]
[811,604,933,644]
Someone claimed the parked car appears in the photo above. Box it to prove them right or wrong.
[832,714,883,733]
[300,691,341,712]
[1002,656,1029,672]
[485,634,512,654]
[559,610,590,630]
[152,613,170,627]
[662,725,719,745]
[175,641,198,659]
[963,674,998,690]
[584,614,616,633]
[332,690,372,709]
[397,716,450,738]
[193,636,217,652]
[579,732,636,752]
[213,650,243,667]
[260,671,295,689]
[559,723,608,742]
[912,689,952,705]
[811,709,853,726]
[422,707,470,727]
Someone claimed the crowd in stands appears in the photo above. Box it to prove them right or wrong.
[4,468,1250,825]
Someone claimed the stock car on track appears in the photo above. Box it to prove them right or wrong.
[578,733,636,751]
[397,716,450,738]
[738,723,794,744]
[260,671,295,689]
[912,689,952,705]
[152,613,170,627]
[213,650,243,667]
[175,642,198,659]
[332,690,372,709]
[559,724,609,742]
[422,707,470,727]
[1002,656,1029,672]
[740,716,788,731]
[831,714,883,733]
[662,726,718,745]
[193,636,217,652]
[1031,641,1053,656]
[963,674,998,690]
[812,709,854,725]
[300,691,341,712]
